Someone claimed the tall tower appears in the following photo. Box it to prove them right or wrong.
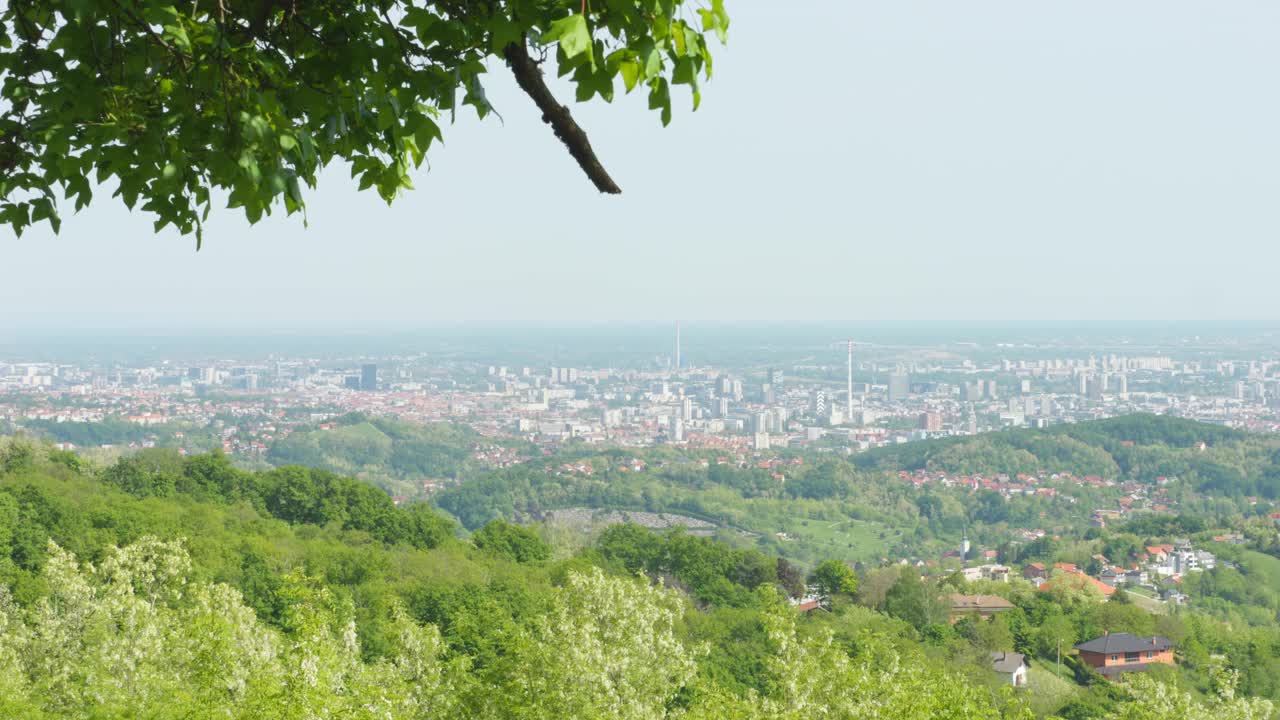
[846,340,854,422]
[674,321,681,372]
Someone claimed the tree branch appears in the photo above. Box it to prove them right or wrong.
[503,41,620,195]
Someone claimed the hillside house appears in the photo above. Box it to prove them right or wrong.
[948,594,1015,622]
[990,651,1029,687]
[1075,633,1175,679]
[962,564,1011,583]
[1023,563,1049,584]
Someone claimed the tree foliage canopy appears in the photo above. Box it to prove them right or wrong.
[0,0,728,243]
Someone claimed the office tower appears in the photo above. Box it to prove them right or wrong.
[360,363,378,391]
[668,416,685,442]
[846,340,854,422]
[717,375,733,396]
[811,389,827,417]
[888,371,910,402]
[919,412,942,432]
[344,376,362,390]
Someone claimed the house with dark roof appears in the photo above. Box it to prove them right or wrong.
[1075,633,1175,678]
[990,651,1029,687]
[947,594,1015,622]
[1022,562,1049,584]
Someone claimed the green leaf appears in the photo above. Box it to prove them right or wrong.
[619,60,641,92]
[648,78,671,127]
[543,15,592,61]
[489,15,522,53]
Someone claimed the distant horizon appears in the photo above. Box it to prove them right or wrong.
[6,319,1280,365]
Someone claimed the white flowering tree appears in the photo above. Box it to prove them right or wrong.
[0,537,460,719]
[1105,665,1274,720]
[0,536,1273,720]
[486,567,699,720]
[676,598,1025,720]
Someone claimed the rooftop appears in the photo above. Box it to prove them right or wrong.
[1075,633,1175,655]
[949,594,1015,612]
[991,651,1027,674]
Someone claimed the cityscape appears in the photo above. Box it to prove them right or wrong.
[6,325,1280,499]
[3,0,1280,714]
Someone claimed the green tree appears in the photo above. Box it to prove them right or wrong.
[472,519,550,564]
[808,559,858,603]
[0,0,729,242]
[488,567,697,720]
[775,558,805,600]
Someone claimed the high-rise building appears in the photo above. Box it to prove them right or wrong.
[668,416,685,442]
[769,407,788,432]
[918,412,942,432]
[717,375,733,396]
[681,397,693,421]
[888,372,910,402]
[715,397,730,417]
[360,363,378,391]
[769,367,784,385]
[811,389,827,417]
[846,340,854,422]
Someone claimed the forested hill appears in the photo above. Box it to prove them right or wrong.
[0,436,1277,719]
[265,414,533,498]
[854,414,1280,497]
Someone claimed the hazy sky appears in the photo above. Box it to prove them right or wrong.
[3,1,1279,332]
